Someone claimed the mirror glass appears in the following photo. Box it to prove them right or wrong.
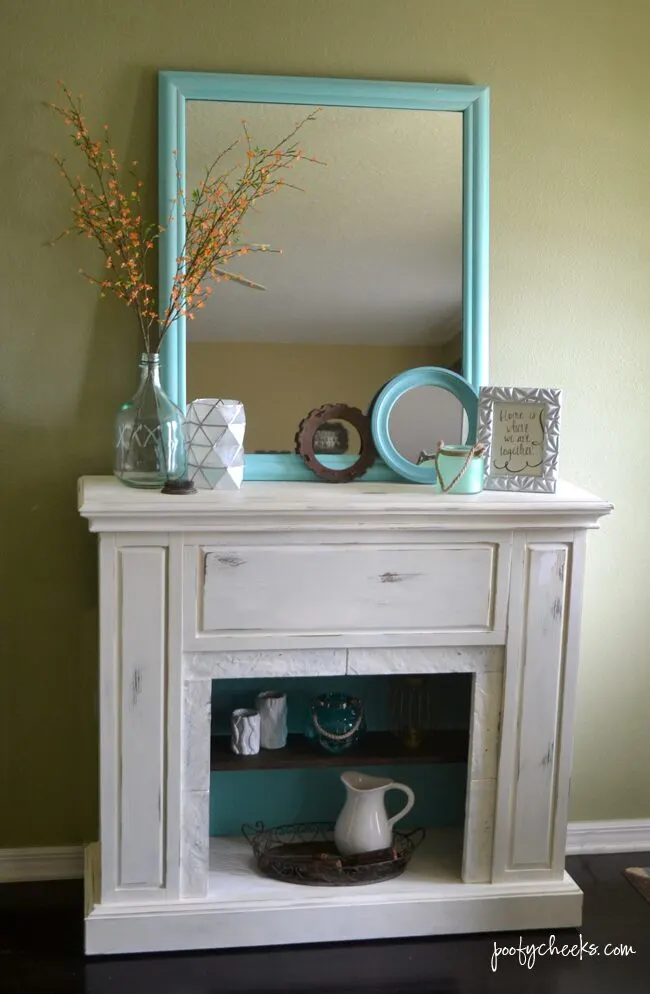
[313,419,361,458]
[184,101,462,454]
[387,386,465,464]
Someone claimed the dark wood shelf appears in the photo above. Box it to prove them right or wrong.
[210,729,469,771]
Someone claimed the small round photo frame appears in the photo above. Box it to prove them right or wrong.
[370,367,479,484]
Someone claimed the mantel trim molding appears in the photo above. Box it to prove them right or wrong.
[78,477,613,534]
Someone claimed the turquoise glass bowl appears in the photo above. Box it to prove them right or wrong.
[308,693,366,754]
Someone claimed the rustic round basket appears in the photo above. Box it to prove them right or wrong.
[241,821,425,886]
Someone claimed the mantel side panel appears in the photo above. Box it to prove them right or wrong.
[99,540,169,902]
[493,532,581,882]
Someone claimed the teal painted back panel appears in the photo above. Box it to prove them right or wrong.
[211,674,472,736]
[243,454,403,482]
[210,763,467,837]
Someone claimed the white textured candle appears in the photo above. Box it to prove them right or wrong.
[255,691,288,750]
[230,708,261,755]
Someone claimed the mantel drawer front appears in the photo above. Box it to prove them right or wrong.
[197,544,501,637]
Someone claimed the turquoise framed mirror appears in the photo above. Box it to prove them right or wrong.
[158,71,489,482]
[371,366,478,484]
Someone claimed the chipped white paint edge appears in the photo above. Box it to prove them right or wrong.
[462,779,497,883]
[185,649,347,680]
[468,670,503,780]
[347,645,503,676]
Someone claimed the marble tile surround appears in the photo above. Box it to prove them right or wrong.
[180,646,504,898]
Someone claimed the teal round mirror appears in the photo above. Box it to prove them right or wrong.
[370,367,478,483]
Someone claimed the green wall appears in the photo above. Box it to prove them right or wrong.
[1,0,649,846]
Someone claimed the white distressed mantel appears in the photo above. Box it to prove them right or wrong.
[78,476,612,956]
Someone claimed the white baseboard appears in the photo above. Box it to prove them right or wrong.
[566,819,650,855]
[1,821,649,883]
[0,845,84,883]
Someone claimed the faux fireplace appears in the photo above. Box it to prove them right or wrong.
[78,476,611,956]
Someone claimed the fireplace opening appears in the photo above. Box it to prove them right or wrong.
[209,674,472,856]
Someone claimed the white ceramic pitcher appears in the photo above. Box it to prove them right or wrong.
[334,771,415,856]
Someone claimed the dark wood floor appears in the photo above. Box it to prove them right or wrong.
[1,852,648,993]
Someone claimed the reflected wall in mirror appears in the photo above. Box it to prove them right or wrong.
[158,73,490,480]
[185,102,461,454]
[387,385,465,464]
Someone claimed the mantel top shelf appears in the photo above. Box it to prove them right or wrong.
[78,476,612,534]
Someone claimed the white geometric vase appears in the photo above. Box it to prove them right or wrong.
[185,398,246,490]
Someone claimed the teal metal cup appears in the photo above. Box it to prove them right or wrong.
[420,444,485,494]
[436,445,484,494]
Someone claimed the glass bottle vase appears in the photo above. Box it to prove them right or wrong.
[114,353,187,489]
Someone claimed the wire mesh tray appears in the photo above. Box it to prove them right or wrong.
[241,820,425,886]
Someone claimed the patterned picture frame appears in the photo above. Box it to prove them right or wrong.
[477,387,562,493]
